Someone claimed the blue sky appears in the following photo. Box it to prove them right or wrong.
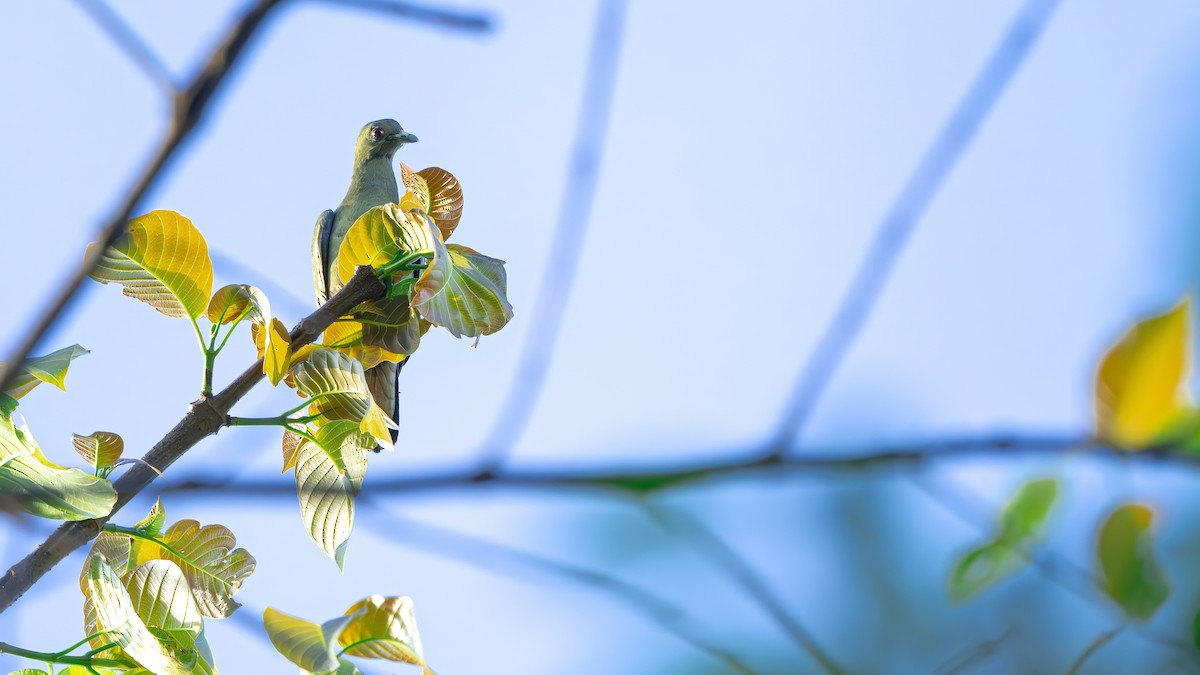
[3,1,1200,673]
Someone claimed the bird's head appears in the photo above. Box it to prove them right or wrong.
[356,119,418,160]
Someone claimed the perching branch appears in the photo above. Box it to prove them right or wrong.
[0,265,386,614]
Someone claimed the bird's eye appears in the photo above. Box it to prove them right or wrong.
[371,127,385,140]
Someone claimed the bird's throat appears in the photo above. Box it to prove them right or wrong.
[343,155,400,212]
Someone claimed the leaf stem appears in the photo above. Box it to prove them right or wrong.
[1064,627,1122,675]
[228,414,323,427]
[190,316,215,396]
[0,641,128,668]
[213,312,249,357]
[375,249,433,278]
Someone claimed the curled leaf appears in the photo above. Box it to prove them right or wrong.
[0,415,115,521]
[86,555,192,675]
[412,223,513,338]
[129,518,257,619]
[71,431,124,475]
[336,204,437,287]
[87,210,214,319]
[206,284,270,325]
[2,344,89,400]
[263,607,361,674]
[339,595,429,669]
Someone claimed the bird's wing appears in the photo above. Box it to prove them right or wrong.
[365,358,408,445]
[312,209,335,305]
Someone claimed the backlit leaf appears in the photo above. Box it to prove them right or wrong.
[322,319,408,371]
[125,560,205,671]
[1096,300,1191,447]
[206,284,270,325]
[412,222,513,338]
[1097,503,1169,621]
[417,166,464,241]
[129,517,257,619]
[134,498,167,537]
[87,210,213,319]
[263,607,360,674]
[336,204,437,287]
[2,345,89,400]
[71,431,124,475]
[0,415,115,520]
[949,479,1058,602]
[291,349,373,426]
[264,317,293,386]
[86,555,191,675]
[294,421,370,569]
[282,430,303,473]
[358,296,422,358]
[338,595,429,670]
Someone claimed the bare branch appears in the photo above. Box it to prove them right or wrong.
[930,628,1014,675]
[358,499,757,674]
[643,503,846,675]
[1065,627,1123,675]
[0,265,386,614]
[768,0,1065,453]
[70,0,177,92]
[474,0,629,470]
[316,0,496,34]
[0,0,286,399]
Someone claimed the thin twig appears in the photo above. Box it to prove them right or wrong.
[152,433,1200,500]
[69,0,177,92]
[930,628,1014,675]
[357,499,757,674]
[768,0,1065,454]
[475,0,629,471]
[1064,627,1122,675]
[643,502,846,675]
[0,265,387,614]
[316,0,496,34]
[0,0,286,399]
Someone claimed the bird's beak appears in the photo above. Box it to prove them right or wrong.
[390,131,419,144]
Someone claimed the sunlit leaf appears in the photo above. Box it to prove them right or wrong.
[282,430,303,473]
[335,658,365,675]
[2,345,89,400]
[86,555,192,675]
[80,532,136,594]
[358,296,422,358]
[336,204,437,287]
[412,224,513,339]
[126,560,203,668]
[129,517,257,619]
[294,421,371,569]
[134,498,167,537]
[1097,503,1169,620]
[87,210,214,319]
[323,319,408,371]
[263,606,361,674]
[339,595,429,671]
[1096,300,1191,447]
[71,431,124,475]
[264,318,293,386]
[949,479,1058,603]
[400,163,463,241]
[205,284,270,325]
[0,415,115,520]
[291,349,373,426]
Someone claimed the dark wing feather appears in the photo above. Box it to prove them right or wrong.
[312,209,335,305]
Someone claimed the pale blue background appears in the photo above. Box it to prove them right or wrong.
[2,1,1200,673]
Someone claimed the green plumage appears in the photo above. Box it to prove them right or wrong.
[312,119,418,445]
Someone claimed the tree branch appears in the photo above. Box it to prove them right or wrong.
[70,0,177,92]
[316,0,496,34]
[0,265,386,615]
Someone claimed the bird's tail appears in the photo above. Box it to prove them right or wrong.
[365,357,409,450]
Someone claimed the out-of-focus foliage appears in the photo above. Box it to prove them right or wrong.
[265,596,432,674]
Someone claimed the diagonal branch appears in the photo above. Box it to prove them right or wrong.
[0,265,386,615]
[316,0,496,34]
[70,0,177,92]
[0,0,286,399]
[768,0,1065,454]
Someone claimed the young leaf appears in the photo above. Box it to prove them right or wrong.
[336,204,437,287]
[294,421,371,569]
[412,219,513,339]
[128,518,257,619]
[85,555,192,675]
[338,595,430,672]
[263,607,361,674]
[205,284,270,325]
[322,319,408,371]
[358,296,422,358]
[134,498,167,537]
[291,349,373,425]
[399,163,463,241]
[1097,503,1169,621]
[264,317,293,386]
[949,479,1059,603]
[282,430,303,473]
[87,210,214,320]
[0,415,116,520]
[125,560,204,658]
[1,344,89,400]
[1095,300,1191,447]
[71,431,124,475]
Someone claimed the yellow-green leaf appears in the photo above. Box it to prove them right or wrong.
[322,319,408,371]
[336,204,437,287]
[263,607,361,674]
[412,227,513,339]
[71,431,124,475]
[291,349,373,426]
[205,284,270,325]
[0,415,116,521]
[400,163,463,241]
[294,421,371,569]
[264,317,293,386]
[1096,300,1191,447]
[1098,503,1169,621]
[134,498,167,537]
[949,479,1058,603]
[358,296,422,358]
[1,344,89,400]
[282,430,303,473]
[87,210,214,319]
[85,555,192,675]
[129,518,257,619]
[338,595,428,668]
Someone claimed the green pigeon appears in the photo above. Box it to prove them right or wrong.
[312,119,418,444]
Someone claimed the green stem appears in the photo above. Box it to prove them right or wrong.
[103,524,196,564]
[51,631,114,659]
[0,641,128,669]
[213,312,249,356]
[376,249,433,278]
[228,414,323,427]
[1065,627,1122,675]
[190,316,215,396]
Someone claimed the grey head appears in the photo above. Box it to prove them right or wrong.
[355,119,419,162]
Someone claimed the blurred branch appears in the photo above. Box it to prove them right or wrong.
[930,629,1013,675]
[0,265,387,615]
[316,0,496,34]
[157,433,1200,499]
[768,0,1065,454]
[643,502,846,674]
[0,0,286,398]
[358,500,756,674]
[475,0,629,471]
[1064,627,1122,675]
[70,0,176,91]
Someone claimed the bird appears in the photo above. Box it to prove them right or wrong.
[312,119,418,446]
